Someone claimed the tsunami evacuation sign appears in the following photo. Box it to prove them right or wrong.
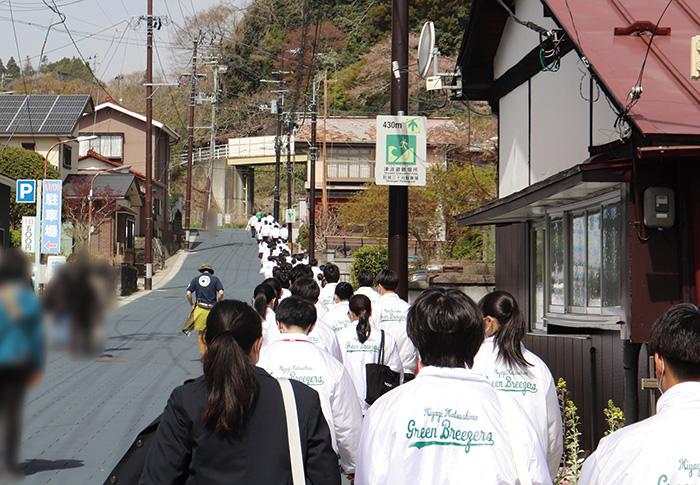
[375,115,427,186]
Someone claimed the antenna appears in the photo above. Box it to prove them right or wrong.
[417,20,462,96]
[417,21,435,79]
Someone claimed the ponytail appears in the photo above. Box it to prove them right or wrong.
[478,291,531,368]
[349,294,372,344]
[203,300,262,434]
[253,283,275,320]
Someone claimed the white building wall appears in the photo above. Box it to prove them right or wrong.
[529,51,589,182]
[494,0,557,78]
[499,83,530,197]
[494,0,621,197]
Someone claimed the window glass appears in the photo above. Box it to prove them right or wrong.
[79,135,123,158]
[534,226,545,327]
[126,219,135,250]
[587,210,602,307]
[550,218,564,306]
[571,213,586,307]
[603,203,621,307]
[62,145,72,169]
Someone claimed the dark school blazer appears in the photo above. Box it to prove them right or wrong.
[136,367,340,485]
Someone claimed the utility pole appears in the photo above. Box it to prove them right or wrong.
[286,114,293,242]
[273,55,284,221]
[322,70,328,215]
[309,85,317,261]
[207,63,220,224]
[144,0,154,290]
[184,37,198,251]
[389,0,409,300]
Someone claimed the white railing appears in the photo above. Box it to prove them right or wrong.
[177,144,229,165]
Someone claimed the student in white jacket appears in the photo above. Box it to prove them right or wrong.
[354,269,381,305]
[318,263,340,307]
[252,283,277,337]
[324,282,354,333]
[355,288,551,485]
[336,294,403,412]
[473,291,562,477]
[259,296,363,475]
[372,269,417,377]
[579,303,700,485]
[264,277,342,360]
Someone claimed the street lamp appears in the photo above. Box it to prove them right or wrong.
[44,135,98,179]
[88,165,132,249]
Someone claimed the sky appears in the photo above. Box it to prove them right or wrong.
[0,0,234,83]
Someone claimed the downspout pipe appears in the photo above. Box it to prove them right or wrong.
[622,339,641,425]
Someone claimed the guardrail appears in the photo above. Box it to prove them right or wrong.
[177,144,230,165]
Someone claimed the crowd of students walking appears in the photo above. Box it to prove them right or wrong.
[137,220,700,484]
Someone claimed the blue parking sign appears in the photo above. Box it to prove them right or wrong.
[16,179,36,203]
[41,180,62,254]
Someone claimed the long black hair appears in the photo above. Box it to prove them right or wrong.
[478,291,531,368]
[202,300,262,434]
[253,283,276,320]
[349,294,372,344]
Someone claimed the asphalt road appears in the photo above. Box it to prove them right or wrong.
[15,228,263,484]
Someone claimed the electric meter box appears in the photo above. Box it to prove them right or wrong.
[643,187,675,229]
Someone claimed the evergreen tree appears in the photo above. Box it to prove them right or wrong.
[5,56,20,81]
[22,56,35,78]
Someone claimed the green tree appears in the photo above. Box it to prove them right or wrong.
[0,147,59,229]
[42,57,93,82]
[5,56,20,81]
[350,245,388,289]
[22,56,35,78]
[339,162,497,260]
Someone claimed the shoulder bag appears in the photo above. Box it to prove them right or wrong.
[278,378,306,485]
[365,329,401,405]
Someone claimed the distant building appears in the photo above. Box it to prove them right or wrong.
[78,97,180,236]
[0,94,94,179]
[294,116,494,210]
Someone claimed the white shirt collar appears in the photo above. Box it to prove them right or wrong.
[417,365,490,384]
[276,331,312,343]
[657,381,700,413]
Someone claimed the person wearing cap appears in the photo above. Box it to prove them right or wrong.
[186,264,224,356]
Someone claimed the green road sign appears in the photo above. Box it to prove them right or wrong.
[386,134,417,165]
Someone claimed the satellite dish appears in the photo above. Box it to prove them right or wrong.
[417,21,435,79]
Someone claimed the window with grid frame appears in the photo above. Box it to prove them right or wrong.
[79,134,124,159]
[531,195,623,329]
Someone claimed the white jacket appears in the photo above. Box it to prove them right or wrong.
[579,381,700,485]
[325,301,352,333]
[355,286,381,305]
[355,366,551,485]
[315,300,329,321]
[472,337,563,477]
[373,293,417,374]
[319,282,338,307]
[264,317,342,361]
[336,324,403,412]
[259,333,363,474]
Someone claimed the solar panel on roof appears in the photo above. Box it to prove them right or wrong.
[0,95,91,134]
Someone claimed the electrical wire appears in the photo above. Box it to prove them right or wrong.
[615,0,674,137]
[495,0,550,35]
